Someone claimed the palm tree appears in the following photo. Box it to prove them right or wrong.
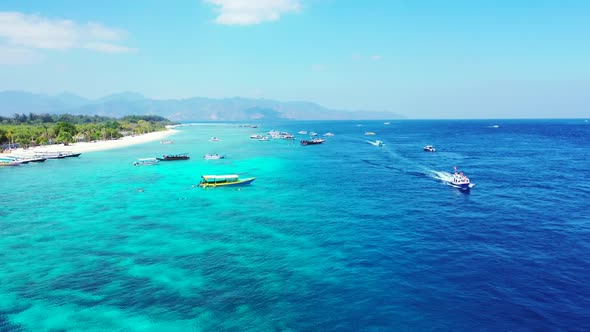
[5,129,14,151]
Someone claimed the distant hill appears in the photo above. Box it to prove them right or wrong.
[0,91,404,121]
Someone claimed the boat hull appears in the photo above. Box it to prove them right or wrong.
[199,177,255,188]
[157,157,190,161]
[449,183,474,191]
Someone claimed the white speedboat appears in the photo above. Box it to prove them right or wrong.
[369,140,384,147]
[309,132,318,136]
[204,153,224,160]
[258,136,270,141]
[424,145,436,152]
[365,132,376,136]
[133,158,159,166]
[210,137,220,142]
[297,131,308,135]
[323,132,335,137]
[250,134,263,139]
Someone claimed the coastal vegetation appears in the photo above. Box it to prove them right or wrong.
[0,113,173,149]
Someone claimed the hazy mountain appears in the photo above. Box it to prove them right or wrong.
[53,92,90,108]
[0,91,405,121]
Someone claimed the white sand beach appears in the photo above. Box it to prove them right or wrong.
[9,128,179,155]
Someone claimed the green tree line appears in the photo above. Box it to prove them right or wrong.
[0,113,173,148]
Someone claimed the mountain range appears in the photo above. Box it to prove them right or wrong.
[0,91,404,121]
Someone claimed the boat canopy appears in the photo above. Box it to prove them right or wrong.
[202,175,239,180]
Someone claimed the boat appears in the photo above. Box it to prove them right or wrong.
[297,131,308,135]
[157,153,190,161]
[203,153,224,160]
[300,138,325,145]
[34,151,64,159]
[210,137,220,142]
[268,130,294,139]
[60,152,81,158]
[250,134,264,139]
[424,145,436,152]
[323,132,335,137]
[384,122,391,125]
[449,167,474,191]
[0,156,23,166]
[133,158,159,166]
[369,140,384,147]
[160,140,174,144]
[365,132,376,136]
[258,136,270,141]
[5,155,47,163]
[198,174,256,188]
[309,132,318,136]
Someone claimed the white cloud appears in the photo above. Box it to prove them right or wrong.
[0,45,40,65]
[205,0,301,25]
[0,11,134,53]
[85,42,136,53]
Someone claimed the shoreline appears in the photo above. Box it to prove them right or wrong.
[9,128,179,155]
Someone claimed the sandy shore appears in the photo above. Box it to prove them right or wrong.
[10,128,179,155]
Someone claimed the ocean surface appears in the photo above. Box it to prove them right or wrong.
[1,119,589,331]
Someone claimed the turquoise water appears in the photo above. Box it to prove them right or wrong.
[2,120,589,331]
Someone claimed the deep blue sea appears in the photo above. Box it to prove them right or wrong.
[2,120,589,331]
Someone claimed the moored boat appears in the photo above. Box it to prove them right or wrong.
[301,138,325,145]
[198,174,255,188]
[157,153,190,161]
[61,152,81,158]
[0,156,23,166]
[133,158,159,166]
[203,153,224,160]
[268,130,294,139]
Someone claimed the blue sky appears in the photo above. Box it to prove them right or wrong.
[0,0,588,118]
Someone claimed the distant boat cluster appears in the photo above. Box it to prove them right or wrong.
[0,151,81,167]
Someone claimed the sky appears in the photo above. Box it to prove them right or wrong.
[0,0,588,118]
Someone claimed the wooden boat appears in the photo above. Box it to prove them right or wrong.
[157,153,190,161]
[198,174,255,188]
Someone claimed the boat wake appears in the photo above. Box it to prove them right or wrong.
[428,170,455,183]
